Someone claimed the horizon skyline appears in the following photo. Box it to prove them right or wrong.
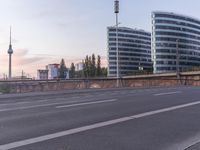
[1,0,200,77]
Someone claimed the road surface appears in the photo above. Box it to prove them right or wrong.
[0,86,200,150]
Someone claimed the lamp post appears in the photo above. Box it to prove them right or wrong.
[114,0,119,87]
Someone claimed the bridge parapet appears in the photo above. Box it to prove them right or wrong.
[1,71,200,93]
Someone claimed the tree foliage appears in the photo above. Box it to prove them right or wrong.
[59,59,67,79]
[70,63,75,78]
[96,55,101,76]
[70,54,107,78]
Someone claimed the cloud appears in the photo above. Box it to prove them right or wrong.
[0,49,50,77]
[14,50,44,65]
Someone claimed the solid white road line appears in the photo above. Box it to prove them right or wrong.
[0,99,109,112]
[56,99,118,108]
[154,91,182,96]
[0,100,49,107]
[1,100,200,150]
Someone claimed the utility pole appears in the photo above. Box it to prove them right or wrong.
[176,39,180,81]
[114,0,120,87]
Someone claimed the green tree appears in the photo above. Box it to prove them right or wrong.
[84,56,89,78]
[96,55,101,76]
[91,54,96,77]
[101,67,108,77]
[88,56,92,77]
[82,54,107,78]
[70,63,75,78]
[77,61,85,78]
[59,59,67,79]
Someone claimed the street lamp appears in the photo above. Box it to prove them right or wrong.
[114,0,120,87]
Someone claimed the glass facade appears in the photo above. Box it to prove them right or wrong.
[107,27,152,77]
[152,12,200,73]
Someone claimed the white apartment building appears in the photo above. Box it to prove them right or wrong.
[46,64,60,79]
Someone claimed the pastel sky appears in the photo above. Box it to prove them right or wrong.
[0,0,200,77]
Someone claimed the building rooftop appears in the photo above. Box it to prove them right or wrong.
[152,11,200,23]
[107,26,150,34]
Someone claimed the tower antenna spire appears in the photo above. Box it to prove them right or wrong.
[10,26,11,45]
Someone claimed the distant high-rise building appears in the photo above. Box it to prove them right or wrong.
[37,70,48,80]
[37,64,69,80]
[8,27,13,79]
[75,62,84,71]
[63,69,70,79]
[46,64,60,79]
[107,26,152,76]
[152,11,200,73]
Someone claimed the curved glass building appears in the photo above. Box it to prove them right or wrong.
[152,11,200,73]
[107,27,152,77]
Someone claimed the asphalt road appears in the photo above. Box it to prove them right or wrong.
[0,86,200,150]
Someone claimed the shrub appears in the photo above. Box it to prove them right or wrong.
[0,83,11,94]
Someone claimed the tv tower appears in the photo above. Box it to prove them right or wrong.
[8,27,13,80]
